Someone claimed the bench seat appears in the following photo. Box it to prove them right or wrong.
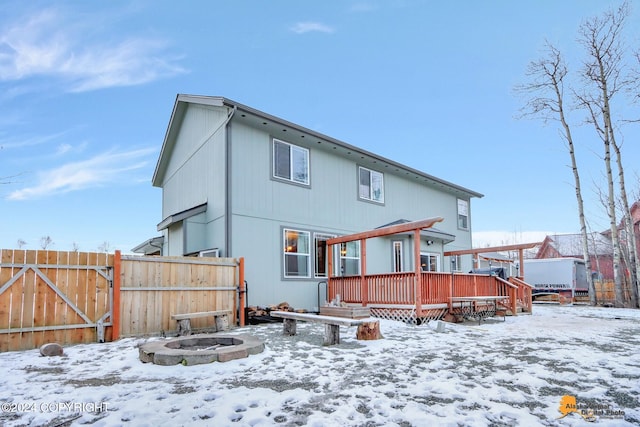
[270,311,380,345]
[171,310,232,336]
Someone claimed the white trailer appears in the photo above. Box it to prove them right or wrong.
[523,258,589,300]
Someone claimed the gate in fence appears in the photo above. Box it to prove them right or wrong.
[0,250,113,352]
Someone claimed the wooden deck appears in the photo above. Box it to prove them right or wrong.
[323,217,534,324]
[328,271,533,322]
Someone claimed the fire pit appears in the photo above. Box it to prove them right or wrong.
[139,334,264,366]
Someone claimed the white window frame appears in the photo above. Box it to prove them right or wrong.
[314,233,336,278]
[283,229,311,278]
[420,252,440,272]
[457,199,469,230]
[358,166,384,203]
[392,241,403,272]
[273,139,310,185]
[336,241,361,276]
[199,249,219,257]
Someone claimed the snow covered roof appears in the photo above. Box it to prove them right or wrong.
[544,232,613,257]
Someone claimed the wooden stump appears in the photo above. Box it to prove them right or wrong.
[324,324,340,345]
[215,314,229,331]
[283,318,297,336]
[177,319,191,336]
[356,321,382,340]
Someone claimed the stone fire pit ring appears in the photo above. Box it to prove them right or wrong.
[139,334,264,366]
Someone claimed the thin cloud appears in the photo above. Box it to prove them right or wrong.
[349,3,377,12]
[0,130,71,150]
[0,8,186,92]
[55,143,72,155]
[290,22,335,34]
[7,147,156,200]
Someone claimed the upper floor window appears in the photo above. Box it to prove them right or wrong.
[457,199,469,230]
[273,139,309,185]
[358,166,384,203]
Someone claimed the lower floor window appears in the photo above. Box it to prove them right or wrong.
[420,253,440,272]
[338,241,361,276]
[314,233,335,278]
[284,229,310,277]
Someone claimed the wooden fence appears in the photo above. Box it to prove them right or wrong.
[118,254,240,338]
[0,249,244,352]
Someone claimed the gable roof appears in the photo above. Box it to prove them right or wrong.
[537,232,613,258]
[152,95,483,199]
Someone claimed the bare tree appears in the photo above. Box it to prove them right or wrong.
[40,236,54,250]
[576,1,634,307]
[97,241,111,253]
[16,239,26,249]
[516,43,597,304]
[71,242,80,252]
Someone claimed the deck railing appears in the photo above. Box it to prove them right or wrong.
[328,271,531,315]
[508,276,534,313]
[367,272,415,305]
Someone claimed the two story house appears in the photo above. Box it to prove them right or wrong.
[135,95,483,311]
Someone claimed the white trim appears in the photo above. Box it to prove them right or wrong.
[392,241,403,272]
[199,249,220,257]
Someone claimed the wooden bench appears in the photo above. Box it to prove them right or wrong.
[270,311,381,345]
[171,310,232,336]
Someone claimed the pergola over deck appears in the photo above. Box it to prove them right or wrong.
[327,217,444,318]
[444,242,542,278]
[326,218,535,322]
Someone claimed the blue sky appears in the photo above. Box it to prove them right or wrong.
[1,0,639,252]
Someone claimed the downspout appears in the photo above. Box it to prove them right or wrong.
[224,106,237,257]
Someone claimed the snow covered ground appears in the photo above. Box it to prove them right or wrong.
[1,305,639,427]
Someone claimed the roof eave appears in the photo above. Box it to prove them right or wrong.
[153,95,484,199]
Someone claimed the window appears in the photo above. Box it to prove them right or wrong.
[420,253,440,272]
[314,233,335,278]
[338,241,360,276]
[199,249,219,257]
[451,254,463,272]
[358,167,384,203]
[393,241,403,272]
[457,199,469,230]
[273,139,309,185]
[283,229,310,277]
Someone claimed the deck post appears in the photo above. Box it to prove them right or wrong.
[327,243,334,302]
[413,229,423,317]
[518,248,525,278]
[360,238,368,307]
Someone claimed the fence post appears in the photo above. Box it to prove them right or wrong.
[239,257,245,327]
[112,250,121,341]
